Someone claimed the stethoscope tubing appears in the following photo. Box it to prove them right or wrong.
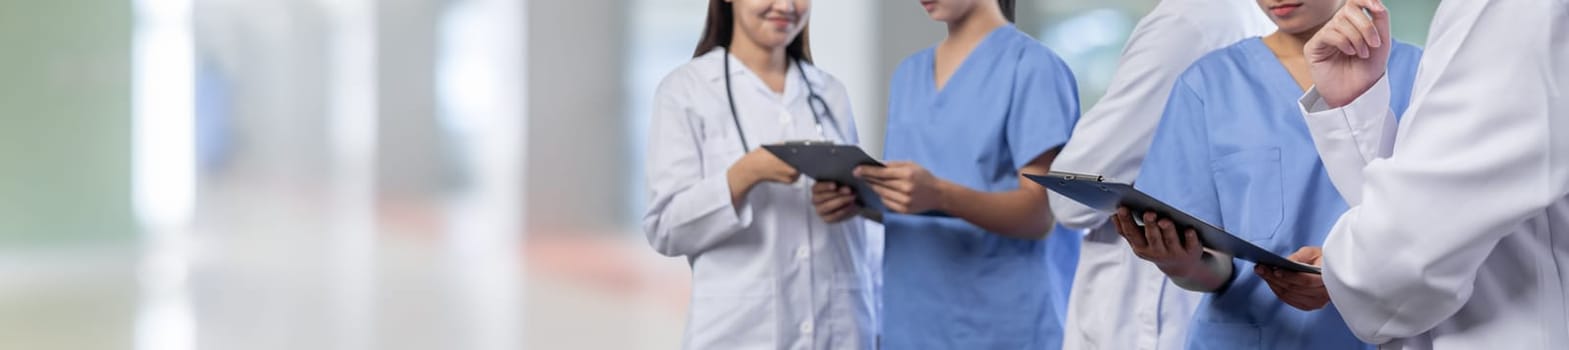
[722,47,840,153]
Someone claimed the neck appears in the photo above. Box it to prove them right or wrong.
[1265,26,1320,57]
[729,32,789,76]
[944,6,1008,46]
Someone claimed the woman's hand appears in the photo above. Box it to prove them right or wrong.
[1257,246,1331,311]
[727,149,800,206]
[1307,0,1392,108]
[811,181,860,223]
[854,162,947,214]
[1112,207,1205,275]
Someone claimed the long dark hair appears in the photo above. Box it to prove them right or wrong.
[692,0,812,63]
[997,0,1015,23]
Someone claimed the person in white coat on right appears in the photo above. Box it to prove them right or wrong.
[1049,1,1271,349]
[1255,0,1569,348]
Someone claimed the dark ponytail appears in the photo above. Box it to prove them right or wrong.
[997,0,1015,23]
[692,0,813,63]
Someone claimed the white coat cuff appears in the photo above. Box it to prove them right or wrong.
[710,176,756,231]
[1300,75,1391,126]
[1300,75,1394,168]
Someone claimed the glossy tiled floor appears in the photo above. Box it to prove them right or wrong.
[0,232,690,350]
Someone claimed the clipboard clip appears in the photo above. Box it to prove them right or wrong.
[779,140,836,147]
[1046,170,1106,183]
[778,140,841,156]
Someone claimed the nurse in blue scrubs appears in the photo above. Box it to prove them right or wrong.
[841,0,1079,348]
[1108,0,1422,349]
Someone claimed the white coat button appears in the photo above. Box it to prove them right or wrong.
[778,111,792,125]
[799,320,814,333]
[795,246,809,259]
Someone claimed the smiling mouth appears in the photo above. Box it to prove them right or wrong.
[1270,3,1302,16]
[766,17,794,28]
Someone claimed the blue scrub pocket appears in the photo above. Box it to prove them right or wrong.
[1210,148,1285,242]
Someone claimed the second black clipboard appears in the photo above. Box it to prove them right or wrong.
[1026,171,1321,274]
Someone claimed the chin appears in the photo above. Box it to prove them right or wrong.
[750,32,788,47]
[925,9,953,22]
[1279,26,1318,36]
[762,36,793,48]
[1267,23,1296,33]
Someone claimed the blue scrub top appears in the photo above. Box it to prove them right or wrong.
[880,24,1080,349]
[1136,37,1422,350]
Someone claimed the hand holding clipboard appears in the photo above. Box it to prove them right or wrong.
[1027,171,1321,274]
[763,141,950,219]
[762,141,887,215]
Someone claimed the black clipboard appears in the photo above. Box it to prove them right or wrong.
[762,141,888,213]
[1026,171,1321,274]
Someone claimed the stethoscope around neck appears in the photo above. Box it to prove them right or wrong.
[722,46,844,153]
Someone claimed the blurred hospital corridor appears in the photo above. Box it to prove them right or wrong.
[0,0,1444,349]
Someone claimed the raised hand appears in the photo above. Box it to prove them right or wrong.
[1306,0,1392,108]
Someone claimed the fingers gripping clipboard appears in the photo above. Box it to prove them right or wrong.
[762,141,888,214]
[1026,171,1321,274]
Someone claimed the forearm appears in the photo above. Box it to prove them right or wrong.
[643,175,755,257]
[936,180,1054,239]
[726,167,755,209]
[1299,75,1396,206]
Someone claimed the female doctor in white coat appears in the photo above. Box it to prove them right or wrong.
[642,0,874,349]
[1259,0,1569,348]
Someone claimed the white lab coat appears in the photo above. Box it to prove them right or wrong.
[643,49,874,350]
[1297,1,1569,349]
[1050,1,1272,349]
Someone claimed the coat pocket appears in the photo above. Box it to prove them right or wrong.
[684,295,775,349]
